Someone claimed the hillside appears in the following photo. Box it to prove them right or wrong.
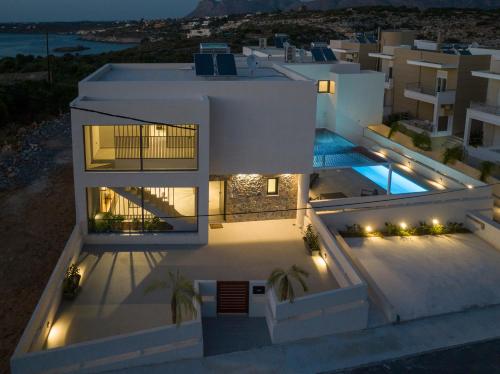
[187,0,499,17]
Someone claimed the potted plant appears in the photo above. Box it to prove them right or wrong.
[63,264,81,300]
[267,265,309,303]
[303,224,320,256]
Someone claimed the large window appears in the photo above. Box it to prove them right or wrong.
[84,124,198,171]
[87,186,198,233]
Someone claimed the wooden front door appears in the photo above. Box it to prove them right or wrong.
[217,281,249,314]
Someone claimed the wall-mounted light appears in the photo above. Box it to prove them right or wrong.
[317,80,335,94]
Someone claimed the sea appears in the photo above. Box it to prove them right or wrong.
[0,33,137,58]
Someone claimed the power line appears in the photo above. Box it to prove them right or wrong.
[70,106,499,219]
[100,183,498,220]
[69,106,198,131]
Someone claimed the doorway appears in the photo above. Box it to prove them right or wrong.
[209,180,225,223]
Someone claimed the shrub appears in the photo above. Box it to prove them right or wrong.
[479,161,495,182]
[412,132,432,151]
[442,146,463,165]
[303,224,320,253]
[384,222,399,236]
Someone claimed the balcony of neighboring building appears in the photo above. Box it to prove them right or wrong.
[467,102,500,127]
[464,103,500,163]
[404,83,456,105]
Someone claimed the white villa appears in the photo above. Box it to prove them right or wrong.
[11,42,500,374]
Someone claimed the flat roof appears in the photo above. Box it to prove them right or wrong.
[89,63,292,82]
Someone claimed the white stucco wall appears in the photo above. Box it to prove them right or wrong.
[78,65,316,175]
[71,96,210,245]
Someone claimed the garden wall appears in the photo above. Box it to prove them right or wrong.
[312,186,493,233]
[11,282,203,374]
[265,209,369,343]
[12,225,83,358]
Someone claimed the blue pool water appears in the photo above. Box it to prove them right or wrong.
[314,129,428,194]
[314,129,374,168]
[353,165,427,194]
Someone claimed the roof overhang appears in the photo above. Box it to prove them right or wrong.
[368,52,394,60]
[471,70,500,81]
[407,59,458,69]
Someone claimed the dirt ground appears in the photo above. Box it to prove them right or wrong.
[0,165,74,373]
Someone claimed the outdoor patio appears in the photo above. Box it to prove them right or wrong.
[47,220,338,349]
[345,233,500,321]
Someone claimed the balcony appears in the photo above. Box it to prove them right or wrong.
[84,124,198,171]
[404,83,456,105]
[468,102,500,127]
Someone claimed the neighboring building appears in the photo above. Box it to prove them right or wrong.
[284,63,384,143]
[330,37,379,70]
[187,28,211,38]
[71,55,316,246]
[370,40,491,138]
[464,56,500,162]
[330,30,416,71]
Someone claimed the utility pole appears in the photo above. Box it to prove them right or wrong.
[45,30,52,84]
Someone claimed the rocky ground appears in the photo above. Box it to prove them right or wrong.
[0,115,74,373]
[0,114,72,191]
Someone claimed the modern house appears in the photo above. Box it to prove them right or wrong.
[71,55,317,245]
[464,56,500,163]
[370,39,491,138]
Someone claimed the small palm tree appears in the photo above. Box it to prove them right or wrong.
[479,161,495,182]
[267,265,309,303]
[442,146,463,165]
[145,270,201,326]
[387,122,400,139]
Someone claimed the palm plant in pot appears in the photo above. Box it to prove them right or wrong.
[63,264,81,300]
[303,224,320,256]
[267,265,309,303]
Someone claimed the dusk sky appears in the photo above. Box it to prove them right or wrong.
[1,0,200,22]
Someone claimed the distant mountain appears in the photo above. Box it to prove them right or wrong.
[187,0,301,18]
[187,0,499,18]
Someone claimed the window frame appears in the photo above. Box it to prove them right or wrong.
[266,177,279,196]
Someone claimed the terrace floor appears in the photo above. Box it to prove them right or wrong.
[47,220,338,349]
[345,234,500,321]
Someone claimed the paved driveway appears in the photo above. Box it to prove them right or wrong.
[345,234,500,320]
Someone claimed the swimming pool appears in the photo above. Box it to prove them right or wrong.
[314,129,428,194]
[353,165,427,194]
[314,129,375,168]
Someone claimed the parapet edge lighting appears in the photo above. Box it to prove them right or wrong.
[317,80,335,94]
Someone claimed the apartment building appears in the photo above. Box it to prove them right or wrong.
[371,41,490,138]
[464,56,500,162]
[71,54,316,246]
[330,30,415,71]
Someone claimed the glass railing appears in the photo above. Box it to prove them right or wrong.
[87,187,198,233]
[84,124,198,171]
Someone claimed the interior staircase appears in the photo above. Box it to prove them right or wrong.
[110,187,196,231]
